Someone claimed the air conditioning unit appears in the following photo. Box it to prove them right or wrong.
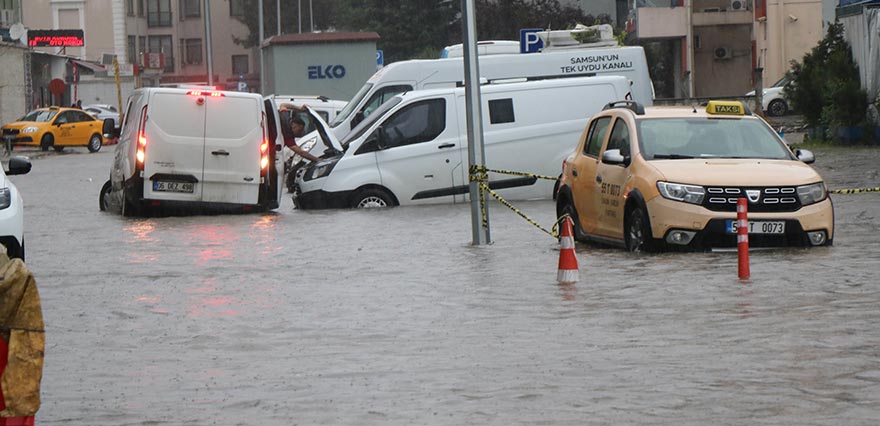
[101,53,117,66]
[713,46,732,60]
[730,0,746,11]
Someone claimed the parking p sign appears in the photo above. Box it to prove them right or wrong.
[520,28,544,54]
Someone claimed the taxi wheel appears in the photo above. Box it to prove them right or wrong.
[559,202,587,242]
[625,207,655,252]
[40,134,53,151]
[351,188,394,208]
[87,134,102,152]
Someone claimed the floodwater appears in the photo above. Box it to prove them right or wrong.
[8,145,880,425]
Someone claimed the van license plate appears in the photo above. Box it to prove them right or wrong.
[153,181,194,193]
[726,220,785,234]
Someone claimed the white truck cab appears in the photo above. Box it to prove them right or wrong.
[100,88,285,215]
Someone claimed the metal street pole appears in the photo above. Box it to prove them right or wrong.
[258,0,265,94]
[461,0,490,245]
[204,0,214,87]
[298,0,302,33]
[277,0,281,35]
[309,0,313,32]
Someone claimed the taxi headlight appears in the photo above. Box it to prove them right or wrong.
[657,181,705,205]
[797,182,827,206]
[0,188,11,209]
[22,126,39,133]
[304,158,339,181]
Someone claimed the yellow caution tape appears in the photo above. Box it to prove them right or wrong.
[470,165,558,181]
[468,165,567,238]
[830,187,880,194]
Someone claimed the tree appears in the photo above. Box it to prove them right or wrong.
[785,22,867,129]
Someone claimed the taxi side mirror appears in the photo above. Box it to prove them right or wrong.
[602,149,627,166]
[102,118,118,138]
[795,148,815,164]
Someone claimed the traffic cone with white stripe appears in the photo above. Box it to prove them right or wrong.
[557,216,579,283]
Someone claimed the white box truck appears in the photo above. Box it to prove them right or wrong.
[293,75,632,208]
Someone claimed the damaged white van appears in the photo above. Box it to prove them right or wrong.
[99,88,285,215]
[293,75,632,208]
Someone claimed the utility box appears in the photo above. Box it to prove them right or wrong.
[263,32,380,101]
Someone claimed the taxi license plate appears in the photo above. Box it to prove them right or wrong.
[153,181,194,193]
[726,220,785,234]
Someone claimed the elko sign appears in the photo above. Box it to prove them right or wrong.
[27,29,84,47]
[307,65,346,79]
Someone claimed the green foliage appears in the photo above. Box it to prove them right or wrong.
[785,22,868,129]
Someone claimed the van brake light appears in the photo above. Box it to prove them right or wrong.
[136,105,148,165]
[187,90,225,97]
[260,113,269,172]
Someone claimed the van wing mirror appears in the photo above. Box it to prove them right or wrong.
[352,111,365,127]
[102,118,118,138]
[6,156,32,176]
[374,126,389,150]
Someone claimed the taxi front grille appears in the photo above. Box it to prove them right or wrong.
[2,128,20,135]
[703,186,801,212]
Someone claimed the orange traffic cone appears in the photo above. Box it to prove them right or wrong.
[557,216,579,283]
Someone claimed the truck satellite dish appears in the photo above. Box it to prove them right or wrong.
[8,23,25,41]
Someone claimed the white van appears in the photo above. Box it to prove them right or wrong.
[99,87,285,215]
[319,44,651,143]
[293,75,632,209]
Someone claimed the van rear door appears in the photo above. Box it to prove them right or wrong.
[143,91,205,202]
[202,93,263,204]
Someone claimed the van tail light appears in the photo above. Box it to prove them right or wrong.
[259,113,269,173]
[136,105,148,166]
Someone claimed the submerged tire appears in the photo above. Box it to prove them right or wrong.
[625,207,655,252]
[351,188,395,208]
[40,133,53,151]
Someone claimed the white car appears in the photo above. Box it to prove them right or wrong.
[0,156,32,260]
[83,104,121,122]
[746,76,790,116]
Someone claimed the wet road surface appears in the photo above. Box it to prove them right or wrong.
[8,145,880,425]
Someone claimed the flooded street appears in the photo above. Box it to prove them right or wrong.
[9,146,880,425]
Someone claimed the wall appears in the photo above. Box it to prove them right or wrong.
[0,44,27,125]
[266,42,378,100]
[755,0,823,87]
[693,24,753,96]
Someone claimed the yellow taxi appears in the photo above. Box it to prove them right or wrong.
[556,100,834,251]
[1,106,104,152]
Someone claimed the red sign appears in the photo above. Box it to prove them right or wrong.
[27,29,84,47]
[142,52,166,70]
[49,78,66,96]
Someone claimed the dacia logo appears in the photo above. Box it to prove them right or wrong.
[746,190,761,203]
[714,105,740,114]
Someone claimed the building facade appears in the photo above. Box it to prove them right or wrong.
[18,0,256,89]
[635,0,823,98]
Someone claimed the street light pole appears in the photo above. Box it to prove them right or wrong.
[258,0,265,94]
[204,0,214,87]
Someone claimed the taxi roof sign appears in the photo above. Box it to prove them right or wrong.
[706,101,748,116]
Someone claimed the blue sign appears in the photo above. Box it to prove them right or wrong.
[308,65,347,79]
[376,50,384,66]
[520,28,544,54]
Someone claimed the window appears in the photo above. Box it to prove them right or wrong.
[379,99,446,149]
[137,0,144,16]
[488,98,515,124]
[231,54,249,76]
[605,118,631,158]
[180,0,200,19]
[229,0,245,17]
[584,116,611,157]
[181,38,202,65]
[126,0,134,16]
[358,84,412,124]
[148,35,174,73]
[147,0,172,27]
[127,36,137,64]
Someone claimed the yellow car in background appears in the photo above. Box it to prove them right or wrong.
[1,106,104,153]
